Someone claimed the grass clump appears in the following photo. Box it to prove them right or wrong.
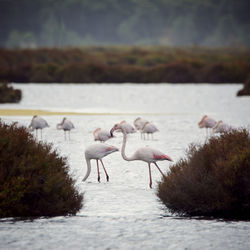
[0,83,21,103]
[0,120,83,218]
[157,129,250,220]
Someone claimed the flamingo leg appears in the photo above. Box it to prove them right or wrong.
[96,160,100,182]
[40,129,42,139]
[69,131,71,140]
[64,131,66,140]
[100,159,109,182]
[148,163,152,189]
[154,162,166,178]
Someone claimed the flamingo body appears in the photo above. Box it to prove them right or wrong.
[213,120,232,133]
[57,117,74,140]
[117,120,136,134]
[198,115,216,129]
[83,143,118,182]
[93,128,113,142]
[141,122,159,139]
[29,115,49,138]
[134,117,148,130]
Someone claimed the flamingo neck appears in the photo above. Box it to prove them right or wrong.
[121,128,137,161]
[82,158,91,181]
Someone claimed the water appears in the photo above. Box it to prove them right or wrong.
[0,83,250,250]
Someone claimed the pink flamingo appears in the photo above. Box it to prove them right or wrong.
[198,115,217,136]
[82,144,118,182]
[57,117,75,140]
[93,128,114,142]
[117,120,136,134]
[141,121,159,140]
[134,117,149,139]
[111,123,173,188]
[29,115,49,139]
[213,120,232,133]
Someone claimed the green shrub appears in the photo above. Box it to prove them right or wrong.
[0,121,83,218]
[0,83,21,103]
[157,129,250,219]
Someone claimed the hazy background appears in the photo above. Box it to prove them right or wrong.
[1,0,250,48]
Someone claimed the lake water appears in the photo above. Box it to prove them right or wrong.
[0,83,250,250]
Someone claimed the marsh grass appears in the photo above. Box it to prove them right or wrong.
[0,47,249,83]
[157,129,250,219]
[0,121,83,218]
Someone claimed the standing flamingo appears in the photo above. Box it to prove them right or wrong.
[134,117,149,139]
[110,123,173,188]
[57,117,75,140]
[117,120,136,134]
[29,115,49,139]
[198,115,217,136]
[213,120,232,133]
[141,121,159,140]
[93,128,114,142]
[83,144,119,182]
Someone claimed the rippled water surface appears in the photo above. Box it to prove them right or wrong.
[1,83,250,250]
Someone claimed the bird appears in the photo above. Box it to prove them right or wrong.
[82,143,119,183]
[116,120,136,134]
[93,128,114,142]
[141,121,159,140]
[57,117,75,140]
[134,117,149,139]
[29,115,49,139]
[110,123,173,188]
[213,120,232,134]
[198,115,217,136]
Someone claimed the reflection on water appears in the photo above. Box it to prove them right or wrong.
[0,84,250,250]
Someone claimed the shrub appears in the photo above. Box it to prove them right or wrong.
[237,79,250,96]
[0,83,21,103]
[157,129,250,219]
[0,121,83,218]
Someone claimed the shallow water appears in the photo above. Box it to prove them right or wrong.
[1,83,250,250]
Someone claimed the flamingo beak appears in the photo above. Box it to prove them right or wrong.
[110,127,115,137]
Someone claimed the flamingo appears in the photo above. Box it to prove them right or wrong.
[213,120,232,133]
[198,115,217,136]
[93,128,114,142]
[57,117,75,140]
[116,120,136,134]
[111,123,173,188]
[141,121,159,140]
[29,115,49,139]
[82,144,119,182]
[134,117,149,139]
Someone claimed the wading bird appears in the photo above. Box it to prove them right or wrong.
[110,123,173,188]
[117,120,136,134]
[213,120,232,133]
[29,115,49,139]
[198,115,217,136]
[141,121,159,140]
[57,117,75,140]
[93,128,114,142]
[134,117,149,139]
[82,144,119,182]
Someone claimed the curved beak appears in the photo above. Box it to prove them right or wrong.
[110,127,115,137]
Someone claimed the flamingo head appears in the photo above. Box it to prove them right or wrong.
[110,123,122,136]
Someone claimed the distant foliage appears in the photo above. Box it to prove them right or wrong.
[157,129,250,219]
[0,47,249,83]
[0,121,83,218]
[237,79,250,96]
[0,0,250,47]
[0,83,21,103]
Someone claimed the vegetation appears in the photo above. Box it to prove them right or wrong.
[237,79,250,96]
[0,0,250,48]
[0,121,83,218]
[157,129,250,219]
[0,47,250,83]
[0,83,21,103]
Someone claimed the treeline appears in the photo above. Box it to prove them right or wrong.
[1,0,250,48]
[0,47,250,83]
